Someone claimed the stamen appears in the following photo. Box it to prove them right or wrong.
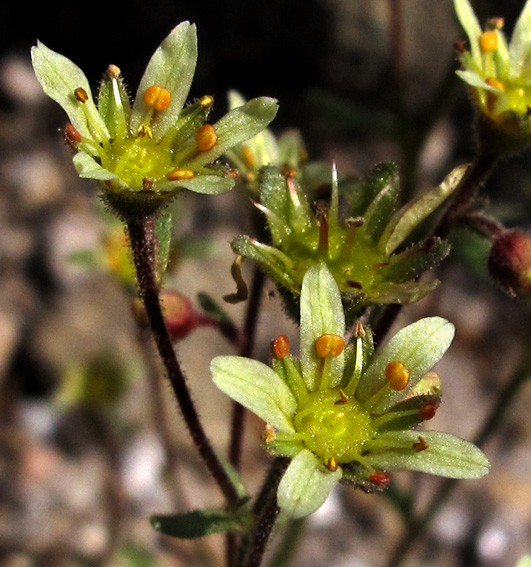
[263,424,275,444]
[420,400,438,420]
[143,85,171,112]
[369,471,392,487]
[137,124,153,138]
[271,334,290,359]
[485,77,505,91]
[413,436,428,452]
[326,457,339,472]
[199,95,215,108]
[63,123,82,147]
[315,334,345,358]
[106,64,121,79]
[334,389,348,405]
[195,124,218,152]
[480,30,498,53]
[166,169,195,181]
[385,361,410,391]
[74,87,89,103]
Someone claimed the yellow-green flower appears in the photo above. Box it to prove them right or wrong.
[454,0,531,144]
[211,264,489,519]
[31,23,278,217]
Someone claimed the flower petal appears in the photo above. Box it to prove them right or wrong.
[187,97,279,168]
[277,449,341,519]
[300,264,345,391]
[31,42,109,142]
[130,22,198,140]
[157,175,235,195]
[453,0,483,67]
[363,430,490,479]
[211,356,297,433]
[73,152,124,184]
[357,317,454,413]
[509,0,531,77]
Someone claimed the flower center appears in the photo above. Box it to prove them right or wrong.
[101,136,174,188]
[294,387,375,464]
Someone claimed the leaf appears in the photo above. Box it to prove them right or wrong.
[151,505,252,539]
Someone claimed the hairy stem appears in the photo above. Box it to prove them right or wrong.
[126,215,239,505]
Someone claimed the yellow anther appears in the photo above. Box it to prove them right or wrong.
[195,124,218,152]
[315,334,345,358]
[326,457,339,472]
[263,424,275,444]
[166,169,195,181]
[485,77,505,91]
[74,87,89,103]
[271,334,290,359]
[106,64,121,79]
[136,124,153,138]
[199,95,214,108]
[385,361,410,391]
[143,85,171,112]
[480,30,498,53]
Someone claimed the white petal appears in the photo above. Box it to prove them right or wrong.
[277,449,341,519]
[211,356,296,433]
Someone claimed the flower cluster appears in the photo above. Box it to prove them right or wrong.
[454,0,531,147]
[232,163,466,314]
[212,264,489,519]
[31,23,278,218]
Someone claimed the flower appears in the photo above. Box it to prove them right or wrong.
[211,263,489,519]
[31,23,278,218]
[454,0,531,146]
[232,163,466,315]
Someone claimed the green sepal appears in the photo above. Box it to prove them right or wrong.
[379,165,467,255]
[379,237,451,283]
[151,501,253,539]
[348,163,398,218]
[363,166,400,243]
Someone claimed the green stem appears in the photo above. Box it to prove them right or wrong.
[266,518,306,567]
[126,215,239,505]
[385,357,531,567]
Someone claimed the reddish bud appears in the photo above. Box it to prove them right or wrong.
[488,230,531,297]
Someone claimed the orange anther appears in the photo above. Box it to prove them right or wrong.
[315,334,345,358]
[241,145,255,168]
[166,169,195,181]
[271,334,290,359]
[143,85,171,111]
[420,400,439,421]
[385,361,410,391]
[480,30,498,53]
[195,124,218,152]
[326,457,339,472]
[199,95,214,108]
[74,87,89,103]
[485,77,505,91]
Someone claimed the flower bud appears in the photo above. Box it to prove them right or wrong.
[487,230,531,296]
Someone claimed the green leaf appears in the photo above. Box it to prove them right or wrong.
[31,42,109,142]
[380,164,467,255]
[151,505,252,539]
[356,317,454,413]
[364,430,490,479]
[299,263,345,391]
[277,449,341,519]
[187,97,279,168]
[211,356,297,433]
[130,22,198,140]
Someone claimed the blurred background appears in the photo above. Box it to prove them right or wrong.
[1,1,531,566]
